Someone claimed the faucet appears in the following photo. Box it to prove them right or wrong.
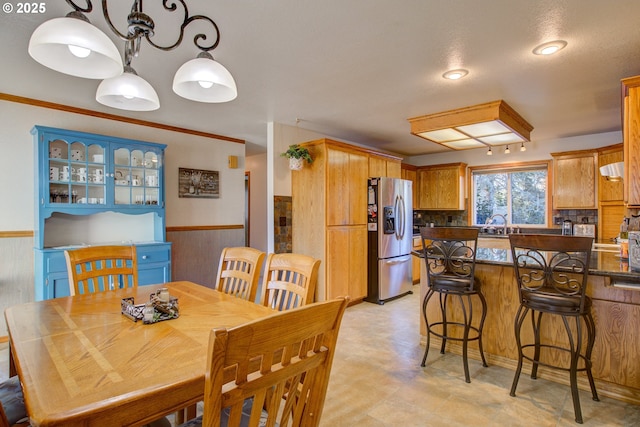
[485,214,508,235]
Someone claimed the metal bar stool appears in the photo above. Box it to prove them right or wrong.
[420,227,488,383]
[508,234,599,424]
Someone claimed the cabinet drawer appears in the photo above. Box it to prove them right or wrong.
[137,245,171,265]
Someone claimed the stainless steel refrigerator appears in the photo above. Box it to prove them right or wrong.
[365,177,413,304]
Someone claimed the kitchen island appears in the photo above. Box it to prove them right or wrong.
[413,236,640,405]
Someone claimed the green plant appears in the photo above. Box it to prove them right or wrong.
[281,144,313,164]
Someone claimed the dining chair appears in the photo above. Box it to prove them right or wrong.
[0,376,28,427]
[509,234,598,424]
[178,296,349,427]
[64,245,138,296]
[258,253,321,311]
[420,226,488,383]
[214,247,265,302]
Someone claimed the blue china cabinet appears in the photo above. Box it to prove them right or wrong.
[32,126,171,300]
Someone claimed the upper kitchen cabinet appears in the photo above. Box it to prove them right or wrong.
[622,76,640,207]
[401,164,417,208]
[369,154,402,178]
[551,149,597,209]
[416,163,467,210]
[597,143,624,202]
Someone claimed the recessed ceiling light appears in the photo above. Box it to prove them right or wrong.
[442,69,469,80]
[532,40,567,56]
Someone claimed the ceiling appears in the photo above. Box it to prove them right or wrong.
[2,1,640,158]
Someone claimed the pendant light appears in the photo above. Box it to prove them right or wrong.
[173,52,237,103]
[27,1,236,110]
[28,10,122,79]
[96,40,159,111]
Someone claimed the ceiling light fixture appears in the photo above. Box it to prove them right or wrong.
[408,100,534,151]
[520,142,526,152]
[442,69,469,80]
[487,147,493,156]
[504,145,510,154]
[532,40,568,56]
[28,0,237,111]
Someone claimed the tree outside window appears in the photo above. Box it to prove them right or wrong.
[472,166,547,226]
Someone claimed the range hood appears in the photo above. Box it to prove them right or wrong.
[599,161,624,181]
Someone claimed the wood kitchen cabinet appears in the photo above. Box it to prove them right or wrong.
[551,149,597,209]
[598,143,624,202]
[622,76,640,207]
[415,162,467,210]
[401,164,417,208]
[369,154,402,178]
[292,138,402,302]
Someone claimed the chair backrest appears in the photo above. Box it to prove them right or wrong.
[201,297,349,427]
[509,234,593,310]
[214,247,266,302]
[64,245,138,296]
[420,227,479,290]
[259,253,321,311]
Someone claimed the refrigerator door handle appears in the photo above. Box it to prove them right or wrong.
[394,195,403,240]
[399,195,406,239]
[384,255,412,265]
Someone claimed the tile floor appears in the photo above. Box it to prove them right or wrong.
[2,285,639,426]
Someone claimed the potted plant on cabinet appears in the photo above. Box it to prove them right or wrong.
[281,144,313,170]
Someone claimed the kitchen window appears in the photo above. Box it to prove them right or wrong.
[470,162,550,227]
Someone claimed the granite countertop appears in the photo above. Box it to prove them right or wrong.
[411,242,640,282]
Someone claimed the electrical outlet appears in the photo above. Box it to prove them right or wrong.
[447,215,453,223]
[279,216,287,226]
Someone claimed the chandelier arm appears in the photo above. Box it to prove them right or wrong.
[101,0,136,42]
[143,4,220,52]
[66,0,92,13]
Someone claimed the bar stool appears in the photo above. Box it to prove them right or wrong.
[420,227,488,383]
[508,234,598,424]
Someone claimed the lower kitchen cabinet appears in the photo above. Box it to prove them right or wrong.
[326,225,367,301]
[35,242,171,300]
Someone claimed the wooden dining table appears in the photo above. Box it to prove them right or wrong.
[4,281,276,427]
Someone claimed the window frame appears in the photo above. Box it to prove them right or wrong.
[467,160,553,228]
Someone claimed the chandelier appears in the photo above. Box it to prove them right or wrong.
[28,0,237,111]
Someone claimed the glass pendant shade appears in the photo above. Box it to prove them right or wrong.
[96,70,160,111]
[172,54,237,103]
[28,16,122,79]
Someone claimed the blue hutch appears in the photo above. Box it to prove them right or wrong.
[32,126,171,300]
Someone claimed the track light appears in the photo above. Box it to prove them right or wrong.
[520,142,526,152]
[487,147,493,156]
[504,145,511,154]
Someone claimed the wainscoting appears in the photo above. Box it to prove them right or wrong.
[0,234,35,337]
[167,226,245,288]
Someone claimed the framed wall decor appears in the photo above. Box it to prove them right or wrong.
[178,167,219,198]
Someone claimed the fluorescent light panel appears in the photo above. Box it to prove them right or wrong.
[407,100,533,151]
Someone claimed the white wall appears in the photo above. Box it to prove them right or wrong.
[246,152,267,252]
[406,131,622,167]
[0,100,246,231]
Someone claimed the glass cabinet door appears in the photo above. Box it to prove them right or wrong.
[48,138,106,206]
[114,147,162,206]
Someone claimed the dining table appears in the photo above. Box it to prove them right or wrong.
[4,281,276,427]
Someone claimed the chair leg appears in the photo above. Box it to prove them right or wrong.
[460,294,471,383]
[530,311,543,380]
[476,291,489,368]
[421,289,435,367]
[563,315,583,424]
[584,312,599,402]
[510,304,528,397]
[439,293,448,354]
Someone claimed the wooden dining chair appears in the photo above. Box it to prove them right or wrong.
[64,245,138,296]
[214,247,265,302]
[178,297,349,427]
[0,376,28,427]
[258,253,321,311]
